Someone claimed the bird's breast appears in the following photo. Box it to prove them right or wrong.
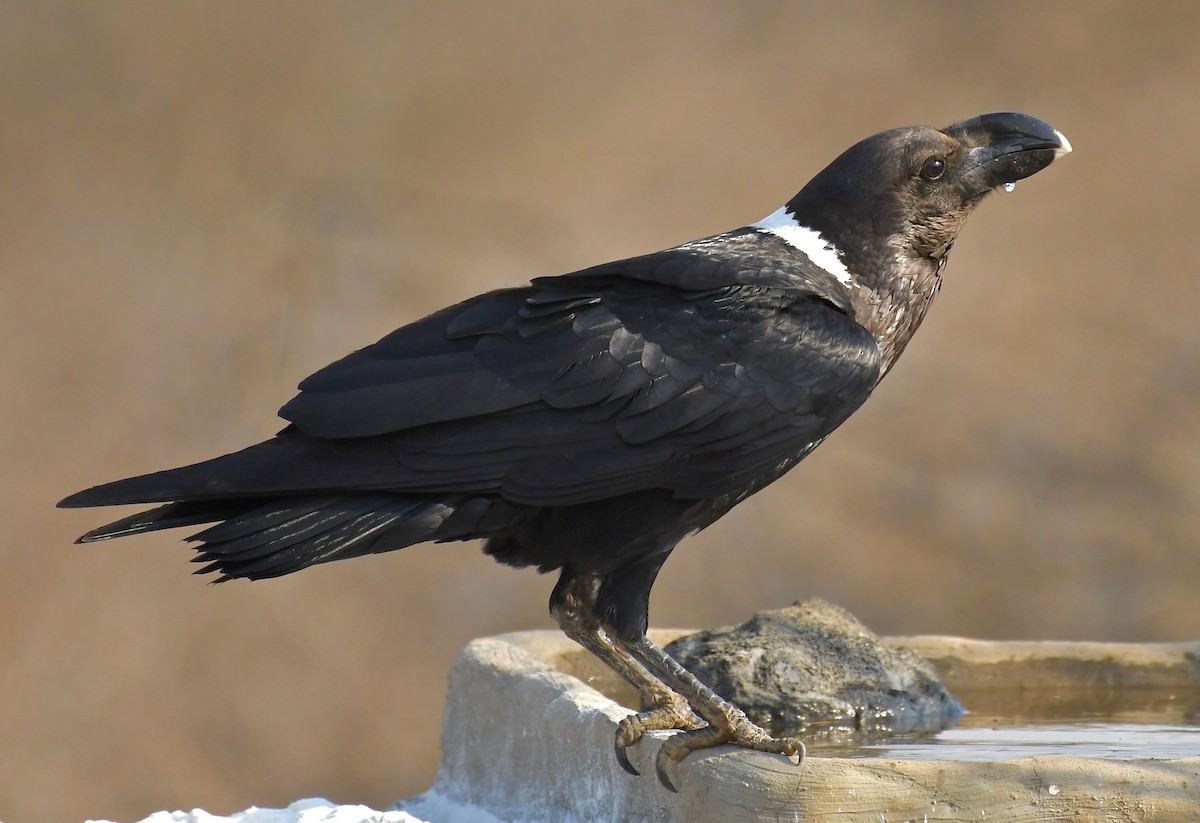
[848,255,943,377]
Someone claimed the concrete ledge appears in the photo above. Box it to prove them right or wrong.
[402,631,1200,823]
[893,634,1200,689]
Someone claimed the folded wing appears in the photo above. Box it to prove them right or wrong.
[61,235,881,511]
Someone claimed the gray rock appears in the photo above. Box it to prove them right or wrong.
[665,599,964,735]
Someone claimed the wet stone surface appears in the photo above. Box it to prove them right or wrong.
[665,599,964,735]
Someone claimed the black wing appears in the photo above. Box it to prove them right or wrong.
[283,231,879,504]
[62,231,881,508]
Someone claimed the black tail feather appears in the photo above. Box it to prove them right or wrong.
[70,475,514,582]
[75,500,256,543]
[188,495,474,582]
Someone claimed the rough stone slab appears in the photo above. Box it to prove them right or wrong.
[665,601,964,734]
[402,631,1200,823]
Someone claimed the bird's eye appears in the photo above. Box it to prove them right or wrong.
[920,157,947,181]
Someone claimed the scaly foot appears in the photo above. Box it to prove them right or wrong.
[614,691,704,775]
[653,704,804,791]
[623,634,804,790]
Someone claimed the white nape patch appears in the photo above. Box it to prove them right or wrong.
[751,207,853,285]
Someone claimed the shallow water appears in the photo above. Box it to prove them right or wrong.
[821,721,1200,761]
[812,686,1200,760]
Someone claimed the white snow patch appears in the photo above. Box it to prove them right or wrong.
[96,791,540,823]
[91,797,435,823]
[751,207,853,285]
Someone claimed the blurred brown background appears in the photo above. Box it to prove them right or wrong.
[2,2,1198,821]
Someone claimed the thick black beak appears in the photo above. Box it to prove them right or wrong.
[945,112,1071,189]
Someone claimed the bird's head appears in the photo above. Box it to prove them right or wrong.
[785,111,1071,280]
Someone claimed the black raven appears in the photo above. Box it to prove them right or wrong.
[61,112,1070,789]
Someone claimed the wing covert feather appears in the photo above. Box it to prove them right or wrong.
[276,236,881,505]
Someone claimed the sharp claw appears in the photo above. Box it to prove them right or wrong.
[791,741,807,766]
[655,747,680,792]
[613,737,639,776]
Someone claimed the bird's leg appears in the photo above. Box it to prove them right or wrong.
[550,576,701,775]
[624,633,804,791]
